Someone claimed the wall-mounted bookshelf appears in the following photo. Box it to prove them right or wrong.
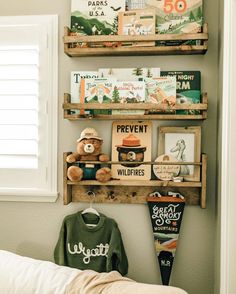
[63,153,207,208]
[63,92,208,120]
[63,24,208,57]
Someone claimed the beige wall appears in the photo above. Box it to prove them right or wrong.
[0,1,219,293]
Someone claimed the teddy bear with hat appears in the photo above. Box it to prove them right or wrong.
[66,127,111,182]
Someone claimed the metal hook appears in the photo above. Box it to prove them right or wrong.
[149,191,162,198]
[87,190,96,198]
[168,191,185,200]
[87,191,96,207]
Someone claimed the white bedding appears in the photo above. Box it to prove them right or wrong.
[0,250,188,294]
[0,250,79,294]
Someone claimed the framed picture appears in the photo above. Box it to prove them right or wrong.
[158,126,201,182]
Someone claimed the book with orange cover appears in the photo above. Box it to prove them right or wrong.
[71,71,99,115]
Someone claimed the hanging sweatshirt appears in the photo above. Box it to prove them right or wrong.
[54,211,128,276]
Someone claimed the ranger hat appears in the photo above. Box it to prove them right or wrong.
[77,128,102,142]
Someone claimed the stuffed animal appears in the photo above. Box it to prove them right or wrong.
[66,128,111,183]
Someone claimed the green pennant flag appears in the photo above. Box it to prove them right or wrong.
[147,192,185,286]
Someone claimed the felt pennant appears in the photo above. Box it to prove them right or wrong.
[147,192,185,285]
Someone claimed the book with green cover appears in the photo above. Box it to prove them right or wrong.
[71,0,126,35]
[161,71,201,114]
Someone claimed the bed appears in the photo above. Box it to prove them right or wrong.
[0,250,188,294]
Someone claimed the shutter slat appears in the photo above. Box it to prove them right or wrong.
[0,125,38,139]
[0,139,38,155]
[0,48,39,65]
[0,80,38,95]
[0,155,37,169]
[0,65,38,79]
[0,95,38,110]
[0,110,38,125]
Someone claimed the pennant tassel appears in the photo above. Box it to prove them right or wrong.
[147,193,185,285]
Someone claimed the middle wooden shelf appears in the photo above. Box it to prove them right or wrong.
[63,152,207,208]
[63,92,208,120]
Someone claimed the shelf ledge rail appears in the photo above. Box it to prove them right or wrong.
[63,152,207,208]
[63,93,208,120]
[63,24,208,57]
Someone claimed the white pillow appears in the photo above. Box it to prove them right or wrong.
[0,250,79,294]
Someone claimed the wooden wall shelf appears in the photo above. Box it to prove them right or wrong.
[63,24,208,57]
[63,93,208,120]
[63,153,207,208]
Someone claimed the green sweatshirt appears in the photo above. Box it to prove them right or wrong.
[54,211,128,276]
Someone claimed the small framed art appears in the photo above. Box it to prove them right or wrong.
[158,126,201,181]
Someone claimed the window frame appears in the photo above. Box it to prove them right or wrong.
[0,15,58,202]
[220,0,236,293]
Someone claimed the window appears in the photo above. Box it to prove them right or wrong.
[0,15,58,202]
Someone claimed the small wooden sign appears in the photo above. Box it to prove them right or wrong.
[153,154,180,181]
[112,121,152,180]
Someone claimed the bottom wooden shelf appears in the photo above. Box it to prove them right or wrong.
[63,153,207,208]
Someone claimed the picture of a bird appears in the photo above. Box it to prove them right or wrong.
[110,6,122,11]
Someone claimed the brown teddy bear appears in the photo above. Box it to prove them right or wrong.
[66,128,111,183]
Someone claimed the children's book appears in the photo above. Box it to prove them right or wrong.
[71,71,99,114]
[118,9,156,46]
[145,0,203,45]
[111,81,146,115]
[145,77,176,113]
[118,9,155,36]
[82,78,115,115]
[161,71,201,114]
[112,121,152,180]
[99,67,160,81]
[71,0,126,35]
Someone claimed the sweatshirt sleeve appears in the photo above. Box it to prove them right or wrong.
[106,224,128,276]
[54,219,68,266]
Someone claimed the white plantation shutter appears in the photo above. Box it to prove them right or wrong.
[0,15,58,201]
[0,47,39,169]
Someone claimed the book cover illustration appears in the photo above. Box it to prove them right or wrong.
[145,77,176,113]
[145,0,203,46]
[112,121,152,180]
[118,8,155,47]
[147,194,185,285]
[82,78,115,115]
[161,71,201,114]
[99,67,160,81]
[71,0,126,35]
[145,0,203,34]
[112,81,146,115]
[118,9,155,35]
[71,71,99,114]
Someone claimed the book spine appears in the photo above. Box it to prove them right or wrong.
[80,79,86,115]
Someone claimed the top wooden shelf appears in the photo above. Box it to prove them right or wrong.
[63,24,208,57]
